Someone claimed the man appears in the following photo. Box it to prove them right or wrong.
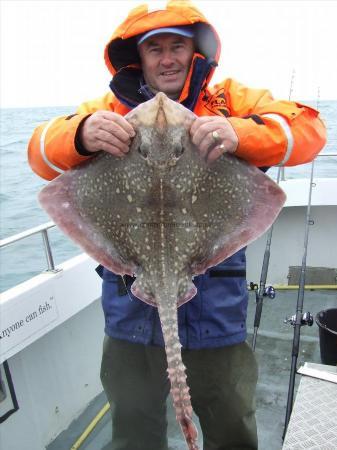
[28,1,326,449]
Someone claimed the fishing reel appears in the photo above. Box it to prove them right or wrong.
[249,282,276,299]
[284,311,314,327]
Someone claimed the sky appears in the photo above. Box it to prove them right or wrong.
[1,0,337,108]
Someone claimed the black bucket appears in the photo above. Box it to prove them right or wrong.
[315,308,337,365]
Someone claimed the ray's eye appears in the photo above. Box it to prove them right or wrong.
[138,145,149,159]
[174,145,185,158]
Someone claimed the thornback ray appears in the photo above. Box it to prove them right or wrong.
[38,92,286,450]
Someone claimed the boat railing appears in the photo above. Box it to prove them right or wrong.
[0,152,336,276]
[0,221,58,273]
[278,151,337,181]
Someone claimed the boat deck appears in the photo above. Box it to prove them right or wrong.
[282,362,337,449]
[47,289,336,450]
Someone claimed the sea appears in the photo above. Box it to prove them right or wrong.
[1,101,336,292]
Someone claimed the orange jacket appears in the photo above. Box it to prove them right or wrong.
[28,0,326,181]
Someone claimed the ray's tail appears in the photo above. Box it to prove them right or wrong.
[157,294,199,450]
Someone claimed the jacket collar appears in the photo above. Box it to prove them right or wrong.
[109,52,216,111]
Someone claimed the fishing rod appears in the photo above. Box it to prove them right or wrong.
[282,86,321,437]
[251,69,296,351]
[282,159,315,438]
[251,168,280,351]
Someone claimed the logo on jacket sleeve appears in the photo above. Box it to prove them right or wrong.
[204,88,230,117]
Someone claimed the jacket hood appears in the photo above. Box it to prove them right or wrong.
[104,0,221,89]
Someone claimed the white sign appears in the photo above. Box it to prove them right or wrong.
[0,293,59,356]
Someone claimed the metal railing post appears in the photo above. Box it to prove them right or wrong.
[280,167,286,181]
[41,229,56,272]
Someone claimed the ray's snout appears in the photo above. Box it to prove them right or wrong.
[132,93,189,170]
[156,105,167,131]
[154,91,169,105]
[129,92,195,129]
[154,93,170,131]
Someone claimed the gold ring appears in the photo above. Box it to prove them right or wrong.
[212,130,220,143]
[218,143,226,154]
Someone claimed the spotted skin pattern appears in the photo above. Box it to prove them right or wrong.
[39,93,286,450]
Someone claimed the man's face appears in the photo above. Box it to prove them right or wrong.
[138,34,194,99]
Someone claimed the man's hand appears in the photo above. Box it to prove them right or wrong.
[190,116,238,163]
[79,111,135,157]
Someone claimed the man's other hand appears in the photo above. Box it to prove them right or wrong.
[79,111,135,157]
[190,116,238,163]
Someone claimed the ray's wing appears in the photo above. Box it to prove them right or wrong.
[38,150,155,276]
[171,149,286,275]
